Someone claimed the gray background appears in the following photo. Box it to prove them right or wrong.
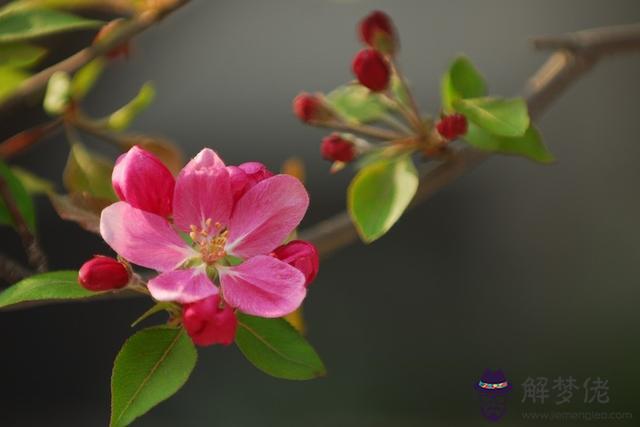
[1,0,640,425]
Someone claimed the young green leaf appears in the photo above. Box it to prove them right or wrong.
[0,158,36,232]
[0,8,102,43]
[348,155,418,243]
[108,82,156,131]
[63,143,117,200]
[11,167,55,195]
[0,42,46,68]
[441,56,486,112]
[0,270,99,309]
[235,313,326,380]
[110,326,197,427]
[0,65,29,101]
[43,70,71,115]
[453,97,529,137]
[326,84,389,123]
[71,58,105,100]
[464,123,554,163]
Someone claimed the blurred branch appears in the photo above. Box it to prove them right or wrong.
[0,119,63,160]
[301,22,640,257]
[0,0,190,116]
[0,175,47,272]
[0,254,32,285]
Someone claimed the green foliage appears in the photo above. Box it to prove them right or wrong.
[0,42,45,68]
[0,65,28,101]
[71,58,105,100]
[441,56,486,112]
[464,123,554,163]
[110,326,197,427]
[0,270,98,309]
[348,154,418,243]
[0,7,102,43]
[453,97,529,138]
[326,84,389,123]
[391,75,411,109]
[235,313,326,380]
[63,142,117,200]
[43,70,70,115]
[11,166,55,195]
[0,158,35,232]
[108,82,156,131]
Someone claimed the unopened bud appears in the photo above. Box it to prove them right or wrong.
[352,49,390,92]
[78,255,130,291]
[271,240,319,287]
[293,92,334,123]
[321,134,356,163]
[183,294,237,346]
[436,114,468,140]
[358,11,397,55]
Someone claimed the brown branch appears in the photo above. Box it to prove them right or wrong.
[300,22,640,257]
[0,119,63,160]
[0,0,191,116]
[0,254,32,284]
[0,174,48,272]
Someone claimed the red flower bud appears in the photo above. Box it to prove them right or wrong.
[358,11,397,55]
[293,92,333,123]
[321,134,356,163]
[271,240,319,287]
[352,49,390,92]
[94,20,131,60]
[78,256,130,291]
[183,294,237,346]
[436,114,468,140]
[227,162,274,202]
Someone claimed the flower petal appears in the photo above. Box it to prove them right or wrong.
[112,146,175,217]
[219,255,306,318]
[226,175,309,258]
[148,268,218,304]
[173,148,232,232]
[100,201,196,271]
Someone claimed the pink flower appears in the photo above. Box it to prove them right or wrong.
[227,162,274,202]
[271,240,319,287]
[100,147,311,318]
[183,294,237,346]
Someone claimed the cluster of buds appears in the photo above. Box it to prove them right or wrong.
[293,11,469,169]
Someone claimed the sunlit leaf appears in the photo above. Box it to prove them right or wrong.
[453,96,529,138]
[11,166,55,195]
[0,42,45,68]
[43,70,70,115]
[0,65,29,101]
[48,192,102,234]
[464,123,554,163]
[0,158,35,232]
[326,84,389,123]
[284,307,306,334]
[0,7,102,43]
[235,313,326,380]
[107,82,155,131]
[0,270,101,309]
[63,142,116,200]
[71,58,105,100]
[348,154,418,243]
[110,326,197,427]
[441,55,486,112]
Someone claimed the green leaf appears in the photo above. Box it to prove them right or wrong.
[235,313,326,380]
[71,58,104,100]
[130,302,172,327]
[391,75,411,109]
[108,82,155,131]
[464,123,554,163]
[43,70,70,115]
[453,96,529,137]
[0,270,99,309]
[348,155,418,243]
[0,42,45,68]
[0,158,35,232]
[110,326,197,427]
[441,56,486,112]
[11,166,55,194]
[326,84,389,123]
[63,142,116,200]
[0,65,28,101]
[0,7,102,43]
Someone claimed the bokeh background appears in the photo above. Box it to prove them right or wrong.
[2,0,640,425]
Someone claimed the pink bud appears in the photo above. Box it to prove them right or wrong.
[358,11,397,55]
[227,162,274,202]
[112,146,175,217]
[78,255,130,291]
[293,92,334,123]
[352,48,390,92]
[271,240,319,287]
[436,114,468,140]
[321,134,356,162]
[183,295,237,346]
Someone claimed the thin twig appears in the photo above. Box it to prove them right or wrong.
[0,254,32,284]
[0,119,63,160]
[313,120,405,141]
[0,0,191,116]
[0,175,47,272]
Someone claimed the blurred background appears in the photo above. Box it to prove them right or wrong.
[1,0,640,425]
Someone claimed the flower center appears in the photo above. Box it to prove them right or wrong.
[189,218,228,265]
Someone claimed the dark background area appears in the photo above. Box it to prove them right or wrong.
[2,0,640,425]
